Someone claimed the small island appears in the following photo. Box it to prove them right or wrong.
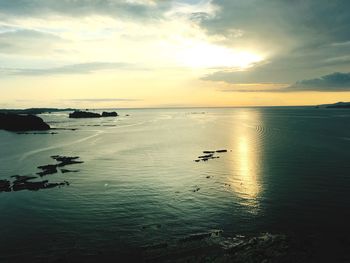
[0,113,50,131]
[69,111,118,118]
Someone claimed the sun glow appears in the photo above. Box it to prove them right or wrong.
[177,41,263,69]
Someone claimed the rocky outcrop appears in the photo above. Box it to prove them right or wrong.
[37,155,84,177]
[102,111,118,117]
[0,113,50,131]
[0,155,83,193]
[69,111,118,118]
[69,111,101,118]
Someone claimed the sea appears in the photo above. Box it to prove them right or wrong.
[0,107,350,261]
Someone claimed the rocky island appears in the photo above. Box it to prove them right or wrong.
[0,113,50,131]
[69,110,118,118]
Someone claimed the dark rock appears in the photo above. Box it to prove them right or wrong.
[37,164,58,176]
[13,180,48,191]
[0,113,50,131]
[192,187,200,192]
[10,174,69,191]
[102,111,118,117]
[0,179,11,192]
[203,151,215,154]
[44,181,69,189]
[69,111,101,118]
[60,169,79,173]
[69,111,119,118]
[198,154,214,159]
[194,159,200,162]
[216,149,227,153]
[12,179,69,191]
[51,155,83,166]
[11,175,37,183]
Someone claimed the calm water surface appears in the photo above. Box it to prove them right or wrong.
[0,107,349,260]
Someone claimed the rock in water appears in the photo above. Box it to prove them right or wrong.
[69,111,101,118]
[0,179,11,192]
[102,111,118,117]
[0,113,50,131]
[69,111,118,118]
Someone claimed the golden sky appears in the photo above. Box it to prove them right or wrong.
[1,0,350,108]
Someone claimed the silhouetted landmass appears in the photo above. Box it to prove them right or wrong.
[0,113,50,131]
[69,111,101,118]
[316,101,350,108]
[69,110,118,118]
[102,111,118,117]
[0,108,76,114]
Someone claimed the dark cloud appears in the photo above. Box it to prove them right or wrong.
[0,62,138,76]
[287,72,350,92]
[219,72,350,92]
[0,0,169,21]
[200,0,350,86]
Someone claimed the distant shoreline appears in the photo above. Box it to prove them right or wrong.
[0,102,349,113]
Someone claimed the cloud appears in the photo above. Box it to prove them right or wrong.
[0,62,138,76]
[0,0,172,24]
[202,57,306,84]
[0,29,62,55]
[219,72,350,92]
[286,72,350,92]
[199,0,350,88]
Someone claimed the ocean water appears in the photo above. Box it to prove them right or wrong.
[0,107,350,261]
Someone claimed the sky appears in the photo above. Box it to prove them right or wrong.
[1,0,350,108]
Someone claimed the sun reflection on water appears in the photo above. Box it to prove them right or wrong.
[228,110,262,208]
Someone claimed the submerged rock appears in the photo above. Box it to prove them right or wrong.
[0,113,50,131]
